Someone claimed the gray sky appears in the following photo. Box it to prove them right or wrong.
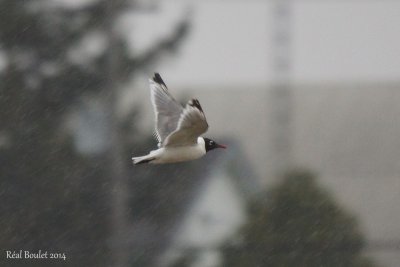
[293,1,400,84]
[125,0,400,87]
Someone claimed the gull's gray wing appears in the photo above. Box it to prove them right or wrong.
[149,73,183,146]
[164,99,209,147]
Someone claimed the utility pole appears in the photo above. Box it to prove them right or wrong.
[104,1,130,266]
[270,0,293,177]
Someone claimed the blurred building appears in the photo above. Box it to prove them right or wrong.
[168,83,400,267]
[159,140,259,267]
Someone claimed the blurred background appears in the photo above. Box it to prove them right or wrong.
[1,0,400,266]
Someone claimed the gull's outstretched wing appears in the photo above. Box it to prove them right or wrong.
[164,99,209,147]
[149,73,183,146]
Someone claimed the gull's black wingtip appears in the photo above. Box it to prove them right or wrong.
[188,99,204,112]
[153,73,165,85]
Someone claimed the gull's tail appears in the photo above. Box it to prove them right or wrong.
[132,154,155,165]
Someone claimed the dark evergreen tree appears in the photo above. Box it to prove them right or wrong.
[0,0,189,266]
[220,170,377,267]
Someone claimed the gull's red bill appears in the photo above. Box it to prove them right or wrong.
[217,144,227,149]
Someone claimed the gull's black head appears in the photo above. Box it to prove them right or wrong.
[203,137,227,152]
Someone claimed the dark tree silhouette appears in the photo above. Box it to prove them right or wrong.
[220,170,377,267]
[0,0,190,266]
